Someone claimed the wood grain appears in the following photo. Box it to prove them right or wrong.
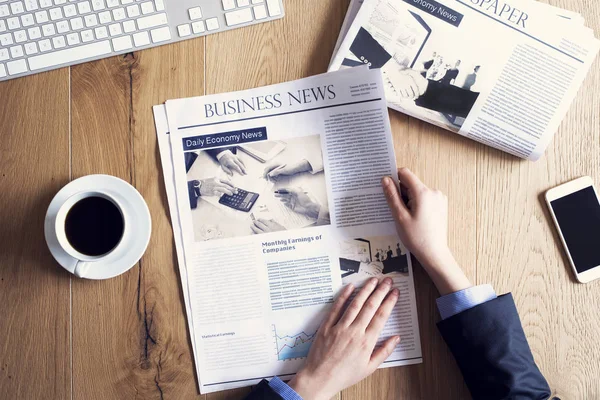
[0,69,71,399]
[1,0,600,399]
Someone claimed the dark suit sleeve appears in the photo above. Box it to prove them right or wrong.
[242,380,283,400]
[416,80,479,118]
[206,146,237,160]
[437,294,551,400]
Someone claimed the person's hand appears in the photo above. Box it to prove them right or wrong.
[263,159,312,180]
[381,64,429,101]
[288,278,400,400]
[219,151,247,176]
[250,218,286,234]
[381,168,471,296]
[275,187,320,219]
[199,177,237,197]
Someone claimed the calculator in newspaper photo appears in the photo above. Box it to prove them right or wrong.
[219,189,259,212]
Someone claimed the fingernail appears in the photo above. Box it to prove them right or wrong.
[346,284,354,292]
[394,336,401,344]
[382,176,392,185]
[370,278,378,285]
[392,288,400,296]
[384,278,393,286]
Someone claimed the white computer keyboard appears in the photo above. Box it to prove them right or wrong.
[0,0,284,81]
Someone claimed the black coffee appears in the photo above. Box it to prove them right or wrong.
[64,196,124,256]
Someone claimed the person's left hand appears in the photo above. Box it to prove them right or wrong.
[276,187,321,219]
[219,152,247,176]
[263,159,312,180]
[251,218,286,234]
[288,278,400,400]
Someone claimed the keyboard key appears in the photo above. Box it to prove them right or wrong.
[120,0,132,4]
[221,0,234,10]
[8,17,21,30]
[70,16,83,29]
[0,64,6,78]
[0,20,5,32]
[252,0,263,3]
[122,19,134,32]
[24,0,38,11]
[132,30,148,46]
[63,4,76,17]
[266,0,280,16]
[7,59,28,75]
[98,11,111,24]
[225,8,252,26]
[206,17,218,31]
[112,7,125,20]
[38,38,51,51]
[253,4,266,19]
[66,32,79,44]
[94,25,107,38]
[27,26,41,39]
[112,34,131,51]
[34,10,48,23]
[0,4,8,17]
[149,26,169,42]
[125,4,138,17]
[236,0,249,6]
[191,20,204,34]
[29,40,111,70]
[188,6,201,20]
[11,1,25,14]
[21,13,35,26]
[84,14,98,26]
[154,0,164,11]
[136,12,166,29]
[10,45,24,58]
[177,23,190,37]
[108,22,121,36]
[42,23,55,36]
[106,0,118,7]
[39,0,52,7]
[91,0,104,11]
[24,41,37,54]
[140,1,152,15]
[80,29,93,41]
[0,33,13,46]
[56,20,69,32]
[49,7,62,20]
[14,29,27,42]
[52,35,66,48]
[54,0,66,5]
[77,1,91,14]
[0,48,8,60]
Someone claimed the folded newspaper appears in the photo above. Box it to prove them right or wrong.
[154,67,423,394]
[329,0,600,160]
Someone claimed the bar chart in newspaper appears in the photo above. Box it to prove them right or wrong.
[272,324,317,361]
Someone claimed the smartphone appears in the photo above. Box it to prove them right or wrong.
[546,176,600,283]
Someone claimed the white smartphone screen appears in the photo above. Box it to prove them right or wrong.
[550,186,600,273]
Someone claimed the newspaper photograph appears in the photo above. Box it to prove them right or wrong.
[159,67,423,394]
[329,0,599,160]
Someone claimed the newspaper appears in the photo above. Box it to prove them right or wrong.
[329,0,600,160]
[155,67,423,394]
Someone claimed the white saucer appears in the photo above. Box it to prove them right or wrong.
[44,175,151,280]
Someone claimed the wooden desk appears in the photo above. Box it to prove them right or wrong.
[1,1,599,398]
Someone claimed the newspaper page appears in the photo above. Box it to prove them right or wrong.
[162,67,422,393]
[329,0,599,160]
[329,0,585,69]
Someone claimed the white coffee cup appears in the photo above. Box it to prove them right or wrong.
[45,175,151,280]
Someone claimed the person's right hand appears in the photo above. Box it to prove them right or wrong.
[263,159,312,180]
[199,177,237,197]
[288,278,400,400]
[381,168,471,295]
[381,65,429,101]
[275,187,321,219]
